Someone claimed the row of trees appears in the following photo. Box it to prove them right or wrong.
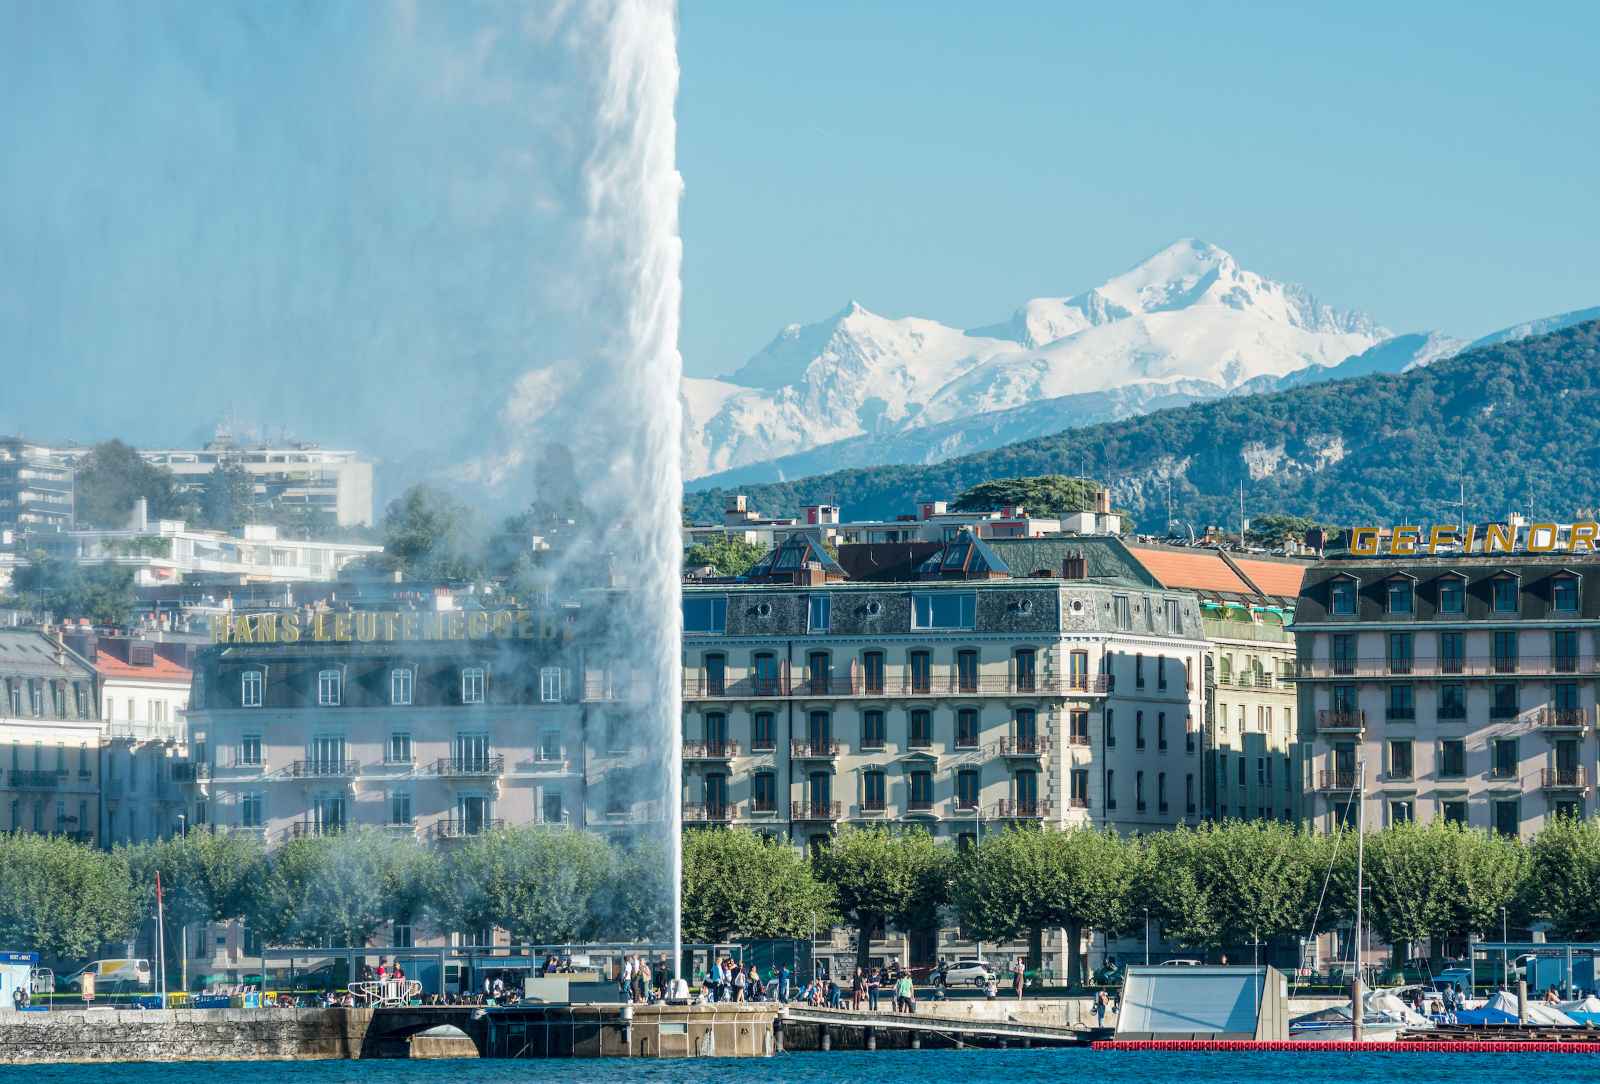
[8,818,1600,974]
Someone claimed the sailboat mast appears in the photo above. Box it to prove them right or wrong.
[1353,760,1365,1042]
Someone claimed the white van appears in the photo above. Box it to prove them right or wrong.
[65,959,152,989]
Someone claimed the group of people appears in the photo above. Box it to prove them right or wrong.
[697,956,770,1004]
[619,955,670,1004]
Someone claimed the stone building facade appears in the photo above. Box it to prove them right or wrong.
[0,629,101,842]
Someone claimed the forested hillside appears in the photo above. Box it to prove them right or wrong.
[683,319,1600,528]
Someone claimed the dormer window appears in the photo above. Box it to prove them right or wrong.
[1438,575,1465,615]
[390,668,414,706]
[461,667,486,705]
[1330,577,1357,616]
[317,669,342,707]
[1385,579,1413,616]
[1553,575,1580,614]
[1492,575,1519,615]
[241,670,264,709]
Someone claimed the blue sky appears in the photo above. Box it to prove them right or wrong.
[677,2,1600,375]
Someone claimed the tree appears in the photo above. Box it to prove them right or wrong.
[951,827,1133,982]
[198,461,258,532]
[431,826,615,945]
[0,834,138,960]
[682,828,835,943]
[1247,513,1320,548]
[682,537,768,577]
[123,830,268,983]
[1522,816,1600,939]
[71,440,188,528]
[376,484,484,581]
[11,552,138,624]
[812,826,951,971]
[951,475,1103,517]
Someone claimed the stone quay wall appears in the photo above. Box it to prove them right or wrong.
[0,1007,374,1064]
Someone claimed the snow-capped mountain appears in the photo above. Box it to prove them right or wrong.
[681,239,1397,481]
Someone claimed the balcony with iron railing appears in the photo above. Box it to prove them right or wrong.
[747,799,779,816]
[791,800,841,822]
[905,798,936,817]
[283,821,343,841]
[170,762,209,783]
[1300,655,1595,680]
[1534,707,1590,731]
[1316,710,1366,732]
[8,769,63,789]
[1315,770,1358,792]
[1068,794,1090,810]
[286,760,359,780]
[682,673,1109,701]
[790,740,841,760]
[683,740,740,761]
[999,736,1050,757]
[682,803,737,824]
[383,823,418,838]
[994,799,1050,819]
[431,756,505,778]
[431,817,505,840]
[1541,767,1587,791]
[860,797,888,816]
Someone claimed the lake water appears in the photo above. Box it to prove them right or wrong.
[18,1049,1598,1082]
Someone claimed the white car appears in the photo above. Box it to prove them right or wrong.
[1159,959,1203,967]
[938,958,997,987]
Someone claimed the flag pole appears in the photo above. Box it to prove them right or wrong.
[156,871,167,1009]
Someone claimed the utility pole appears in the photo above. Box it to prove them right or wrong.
[1238,481,1246,546]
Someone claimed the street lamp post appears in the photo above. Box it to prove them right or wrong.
[1144,908,1150,966]
[1502,907,1509,990]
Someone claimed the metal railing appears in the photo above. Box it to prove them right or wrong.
[999,737,1050,756]
[790,740,841,759]
[170,762,209,782]
[1541,767,1587,790]
[1316,710,1366,731]
[8,769,62,788]
[1315,770,1358,791]
[791,800,841,821]
[284,821,343,841]
[682,673,1108,700]
[286,760,359,779]
[994,799,1051,818]
[907,799,935,814]
[1534,707,1590,730]
[431,817,505,839]
[431,756,505,777]
[861,798,887,814]
[682,741,739,760]
[682,803,736,824]
[1300,655,1596,679]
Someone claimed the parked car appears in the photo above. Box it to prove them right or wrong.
[936,958,997,987]
[63,959,151,989]
[1159,959,1203,967]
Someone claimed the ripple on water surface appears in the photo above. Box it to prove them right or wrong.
[20,1049,1600,1083]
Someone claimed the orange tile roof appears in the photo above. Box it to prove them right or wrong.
[94,648,191,682]
[1230,557,1307,599]
[1125,546,1252,595]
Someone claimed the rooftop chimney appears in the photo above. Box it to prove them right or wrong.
[1062,551,1088,580]
[1095,488,1111,515]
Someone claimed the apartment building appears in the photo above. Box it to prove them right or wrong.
[46,516,380,585]
[185,610,585,843]
[1294,551,1599,836]
[0,437,74,533]
[0,629,101,842]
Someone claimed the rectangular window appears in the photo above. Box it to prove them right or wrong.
[1491,682,1518,719]
[390,668,413,706]
[1439,683,1466,720]
[1112,594,1132,630]
[909,709,932,748]
[1071,769,1089,809]
[1439,577,1465,614]
[807,595,831,633]
[753,711,776,752]
[807,651,832,694]
[1069,650,1089,690]
[1493,577,1519,614]
[241,793,263,829]
[909,770,933,809]
[1442,800,1468,826]
[1388,739,1414,780]
[1553,630,1579,673]
[1135,711,1145,749]
[911,592,976,630]
[860,710,885,750]
[754,652,781,695]
[956,709,979,749]
[1013,648,1036,693]
[1440,631,1465,674]
[317,669,341,707]
[455,667,485,704]
[1157,771,1168,813]
[753,773,777,813]
[1491,737,1518,779]
[1387,579,1413,615]
[1166,598,1182,633]
[1070,709,1089,746]
[956,769,980,810]
[1157,712,1168,750]
[1492,630,1518,673]
[1105,769,1116,810]
[1135,770,1146,812]
[1330,579,1356,616]
[1554,682,1580,712]
[388,732,412,765]
[862,651,885,695]
[862,770,886,812]
[1157,656,1168,690]
[1105,709,1115,748]
[1389,799,1415,825]
[1438,739,1465,778]
[537,661,563,703]
[1388,684,1415,721]
[241,671,264,708]
[389,791,413,826]
[1553,576,1580,613]
[908,650,931,694]
[1388,633,1413,674]
[1135,654,1145,688]
[682,596,728,634]
[240,735,262,767]
[1493,798,1520,837]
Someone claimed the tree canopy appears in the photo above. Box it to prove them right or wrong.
[10,552,138,624]
[812,826,951,970]
[683,536,768,577]
[952,475,1103,517]
[682,828,835,942]
[71,440,189,528]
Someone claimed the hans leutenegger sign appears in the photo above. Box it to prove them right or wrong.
[212,609,565,644]
[1347,522,1600,556]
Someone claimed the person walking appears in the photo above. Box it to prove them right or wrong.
[866,967,881,1012]
[1012,957,1025,1000]
[778,964,791,1004]
[851,968,865,1011]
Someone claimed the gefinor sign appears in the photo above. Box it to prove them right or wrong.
[1347,522,1600,556]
